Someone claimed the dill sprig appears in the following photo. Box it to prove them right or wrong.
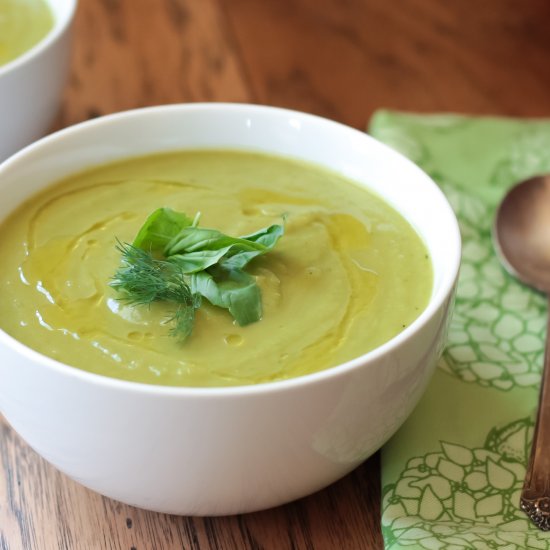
[111,241,200,340]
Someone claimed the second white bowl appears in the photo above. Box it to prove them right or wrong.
[0,0,77,162]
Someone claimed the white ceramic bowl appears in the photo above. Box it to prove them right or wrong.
[0,0,77,162]
[0,104,460,515]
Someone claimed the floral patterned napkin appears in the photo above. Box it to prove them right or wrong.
[369,112,550,549]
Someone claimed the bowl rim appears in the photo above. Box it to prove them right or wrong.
[0,0,78,78]
[0,102,461,397]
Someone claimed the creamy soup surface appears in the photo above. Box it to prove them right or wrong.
[0,150,433,387]
[0,0,54,67]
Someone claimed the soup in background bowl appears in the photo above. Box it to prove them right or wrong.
[0,104,460,515]
[0,0,54,66]
[0,0,77,161]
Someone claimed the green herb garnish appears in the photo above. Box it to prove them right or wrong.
[111,207,284,341]
[110,242,201,340]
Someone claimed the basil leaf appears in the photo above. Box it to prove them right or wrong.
[165,227,260,255]
[133,207,193,252]
[168,246,235,273]
[165,224,284,271]
[190,268,262,326]
[221,224,284,269]
[241,223,285,245]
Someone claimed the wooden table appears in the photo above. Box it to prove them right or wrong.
[2,1,550,548]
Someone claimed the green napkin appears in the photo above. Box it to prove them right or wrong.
[369,112,550,549]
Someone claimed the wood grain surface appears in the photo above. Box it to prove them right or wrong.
[2,1,550,549]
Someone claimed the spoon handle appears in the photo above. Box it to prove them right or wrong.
[521,298,550,530]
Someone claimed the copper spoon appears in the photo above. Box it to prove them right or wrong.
[493,174,550,530]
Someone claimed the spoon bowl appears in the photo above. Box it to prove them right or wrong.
[494,175,550,293]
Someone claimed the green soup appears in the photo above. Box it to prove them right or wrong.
[0,150,433,387]
[0,0,54,67]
